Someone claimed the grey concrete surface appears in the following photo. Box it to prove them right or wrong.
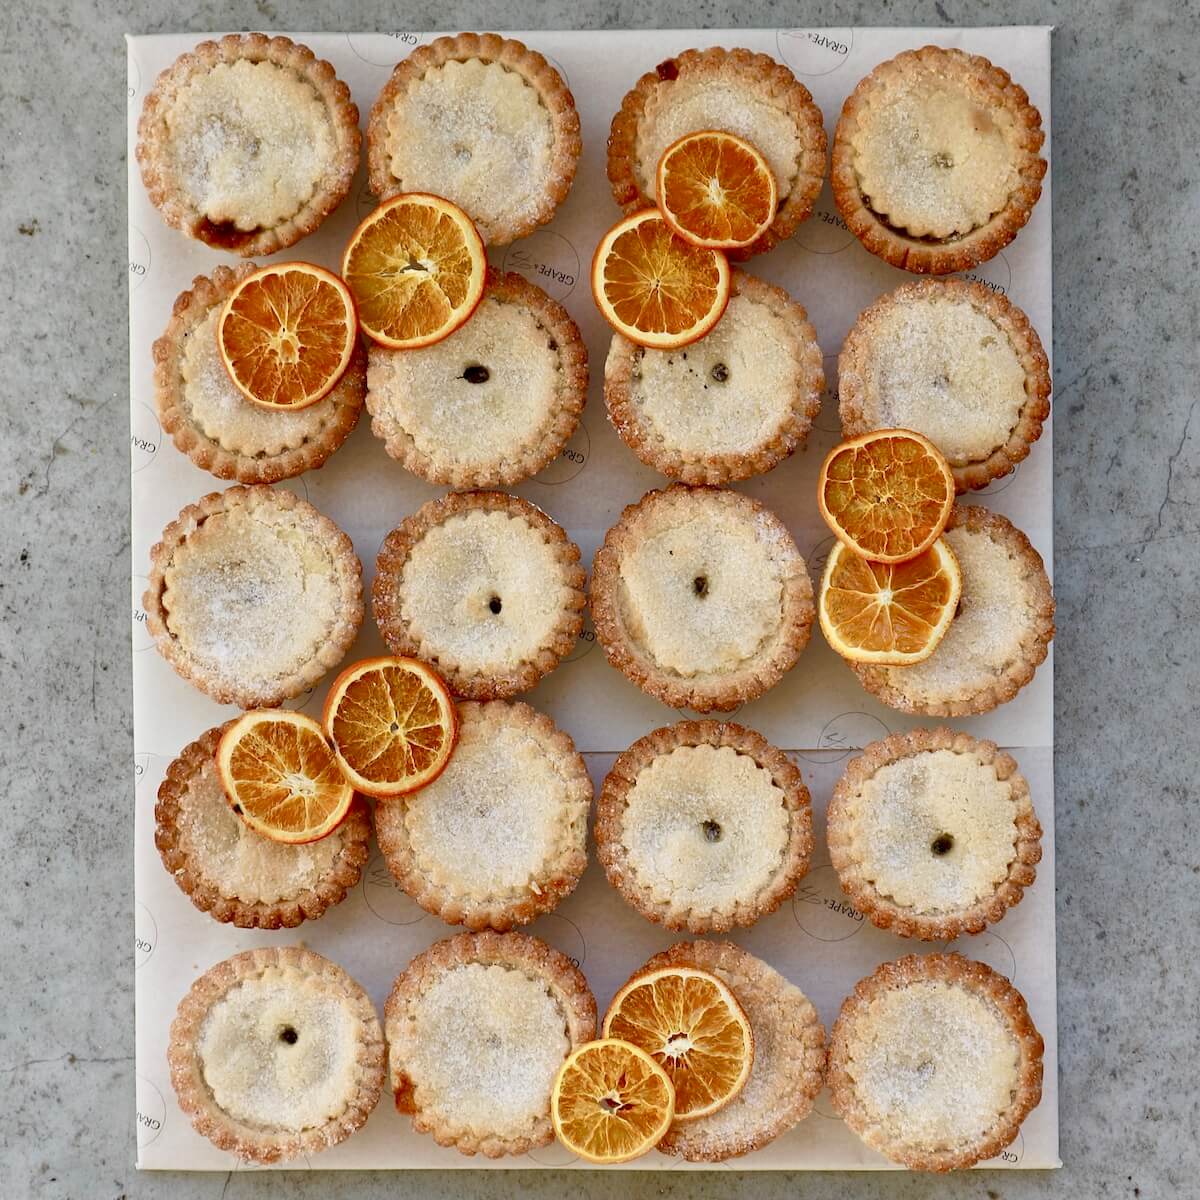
[1,0,1197,1196]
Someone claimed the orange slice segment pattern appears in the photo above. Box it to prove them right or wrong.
[551,1039,675,1164]
[218,263,357,411]
[602,966,754,1122]
[656,130,778,250]
[819,538,962,665]
[216,711,354,844]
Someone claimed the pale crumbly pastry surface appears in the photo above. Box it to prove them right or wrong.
[373,491,585,700]
[366,269,587,488]
[144,486,363,709]
[827,728,1042,940]
[137,34,360,256]
[608,46,826,258]
[605,271,823,484]
[154,265,364,484]
[591,485,813,711]
[828,954,1044,1171]
[155,723,370,930]
[167,946,385,1164]
[838,278,1051,491]
[854,505,1054,716]
[384,931,596,1157]
[637,940,826,1162]
[375,701,591,930]
[596,721,811,932]
[367,33,581,244]
[832,45,1047,273]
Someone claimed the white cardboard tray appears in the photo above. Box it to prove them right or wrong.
[127,26,1058,1171]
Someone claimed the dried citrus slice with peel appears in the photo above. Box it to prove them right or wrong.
[656,130,778,250]
[322,656,457,798]
[217,262,357,411]
[591,208,731,350]
[216,711,354,844]
[342,193,486,350]
[818,429,956,563]
[819,538,962,665]
[602,966,754,1122]
[551,1038,675,1164]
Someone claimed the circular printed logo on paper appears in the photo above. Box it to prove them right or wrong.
[563,612,598,664]
[132,575,154,651]
[676,701,744,721]
[793,196,857,257]
[282,686,318,713]
[795,712,891,765]
[130,402,161,474]
[355,182,378,221]
[541,52,571,90]
[135,1074,167,1147]
[502,230,580,301]
[536,911,587,969]
[361,851,430,926]
[976,459,1022,497]
[813,354,843,433]
[776,28,854,77]
[987,1129,1026,1166]
[940,929,1017,984]
[274,475,310,505]
[792,864,866,941]
[532,421,590,486]
[134,752,154,794]
[526,1140,580,1167]
[807,532,838,578]
[127,57,142,105]
[951,249,1012,297]
[345,31,426,67]
[135,901,158,969]
[128,226,151,292]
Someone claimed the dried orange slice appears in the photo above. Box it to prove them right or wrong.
[591,208,731,350]
[217,263,357,411]
[818,429,956,563]
[656,130,778,250]
[819,538,962,665]
[216,711,354,844]
[551,1038,675,1164]
[342,193,486,350]
[602,966,753,1122]
[322,656,457,798]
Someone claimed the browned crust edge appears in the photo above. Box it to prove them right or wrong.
[631,940,826,1161]
[372,490,586,700]
[604,271,824,484]
[136,34,361,257]
[365,268,588,488]
[383,930,597,1157]
[827,953,1044,1171]
[831,46,1047,275]
[167,946,386,1164]
[153,265,366,484]
[852,505,1054,716]
[606,46,827,259]
[154,722,371,928]
[595,721,812,932]
[366,33,581,245]
[837,278,1051,492]
[143,485,365,708]
[374,700,592,930]
[826,728,1042,940]
[590,485,813,712]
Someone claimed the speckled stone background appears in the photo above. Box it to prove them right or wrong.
[2,0,1197,1196]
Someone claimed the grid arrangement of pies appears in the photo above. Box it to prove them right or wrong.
[136,31,1054,1172]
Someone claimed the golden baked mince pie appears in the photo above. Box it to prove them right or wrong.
[373,491,585,699]
[591,485,813,711]
[829,954,1044,1171]
[137,34,360,255]
[854,505,1054,715]
[832,45,1047,273]
[827,729,1042,940]
[596,721,812,932]
[375,700,591,930]
[605,271,824,484]
[608,46,827,257]
[156,722,371,928]
[367,33,581,244]
[168,947,385,1163]
[366,269,588,488]
[145,485,363,708]
[385,931,596,1157]
[839,279,1051,492]
[155,266,365,484]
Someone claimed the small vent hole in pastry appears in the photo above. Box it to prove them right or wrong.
[489,595,503,615]
[463,364,490,384]
[710,363,730,383]
[693,575,709,598]
[279,1026,299,1045]
[930,833,955,856]
[702,819,723,843]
